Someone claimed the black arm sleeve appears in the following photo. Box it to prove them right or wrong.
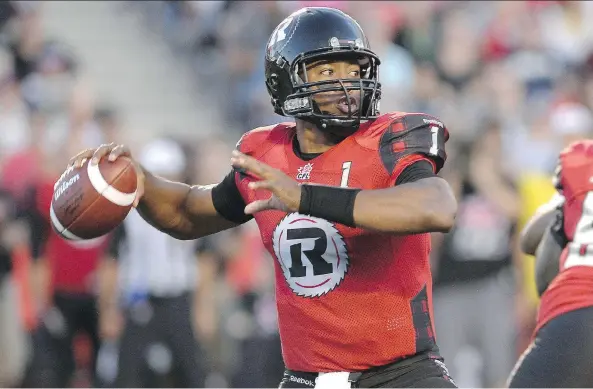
[394,160,436,186]
[211,170,253,224]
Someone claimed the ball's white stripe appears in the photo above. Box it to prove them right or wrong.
[87,161,136,206]
[49,203,82,241]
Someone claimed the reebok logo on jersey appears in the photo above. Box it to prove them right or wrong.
[289,375,314,387]
[296,163,313,180]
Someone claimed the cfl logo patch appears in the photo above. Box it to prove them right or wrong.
[296,163,313,180]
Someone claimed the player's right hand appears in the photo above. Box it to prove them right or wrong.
[68,143,146,207]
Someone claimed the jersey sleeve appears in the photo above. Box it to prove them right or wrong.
[212,123,292,223]
[212,125,289,224]
[378,113,448,185]
[210,129,259,224]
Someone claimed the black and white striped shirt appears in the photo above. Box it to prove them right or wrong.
[109,210,208,299]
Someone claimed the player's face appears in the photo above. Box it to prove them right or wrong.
[304,57,361,116]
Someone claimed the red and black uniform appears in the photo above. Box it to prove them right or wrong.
[33,177,109,295]
[212,112,456,387]
[536,141,593,334]
[24,176,108,388]
[508,140,593,388]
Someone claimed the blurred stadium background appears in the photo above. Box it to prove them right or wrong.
[0,0,590,387]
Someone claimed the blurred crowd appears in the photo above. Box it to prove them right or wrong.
[0,0,592,388]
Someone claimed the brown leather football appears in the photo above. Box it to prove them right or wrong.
[50,157,137,240]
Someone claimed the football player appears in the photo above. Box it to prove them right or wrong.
[68,7,457,389]
[508,140,593,387]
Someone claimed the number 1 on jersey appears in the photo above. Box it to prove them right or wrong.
[430,126,440,156]
[341,161,352,188]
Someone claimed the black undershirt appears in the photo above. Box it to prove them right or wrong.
[292,135,322,161]
[212,140,436,224]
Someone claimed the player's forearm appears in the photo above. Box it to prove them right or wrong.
[136,169,234,240]
[135,169,195,239]
[353,177,457,234]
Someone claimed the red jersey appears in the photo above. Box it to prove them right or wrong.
[234,112,449,372]
[34,177,109,295]
[536,140,593,334]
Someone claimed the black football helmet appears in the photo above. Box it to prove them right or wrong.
[264,7,381,132]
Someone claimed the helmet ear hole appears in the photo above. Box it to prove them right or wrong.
[271,97,283,115]
[268,74,280,93]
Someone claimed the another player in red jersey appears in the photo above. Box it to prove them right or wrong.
[67,7,457,388]
[508,140,593,387]
[25,173,109,387]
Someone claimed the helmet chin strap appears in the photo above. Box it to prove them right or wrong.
[322,120,360,140]
[312,118,360,139]
[294,99,360,141]
[309,99,360,133]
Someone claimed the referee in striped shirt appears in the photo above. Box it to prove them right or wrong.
[98,138,216,387]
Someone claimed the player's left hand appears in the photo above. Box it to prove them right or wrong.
[231,150,301,214]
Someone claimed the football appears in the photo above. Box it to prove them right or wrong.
[50,157,138,240]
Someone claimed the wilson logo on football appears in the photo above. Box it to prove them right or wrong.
[54,173,80,201]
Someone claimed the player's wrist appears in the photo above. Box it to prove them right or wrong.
[299,184,360,227]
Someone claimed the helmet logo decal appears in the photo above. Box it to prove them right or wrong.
[268,16,294,50]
